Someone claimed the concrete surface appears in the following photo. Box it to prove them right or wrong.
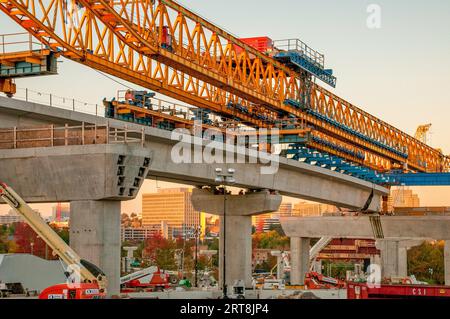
[191,188,282,216]
[218,215,253,289]
[0,144,152,202]
[446,241,450,286]
[290,238,310,285]
[70,200,121,296]
[376,240,422,279]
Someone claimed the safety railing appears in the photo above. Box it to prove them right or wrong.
[2,87,102,116]
[0,32,45,55]
[273,38,325,68]
[0,123,145,149]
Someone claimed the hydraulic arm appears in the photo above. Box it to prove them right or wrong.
[0,182,107,293]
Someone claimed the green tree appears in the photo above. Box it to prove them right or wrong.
[268,224,285,237]
[408,241,444,284]
[253,230,289,250]
[143,233,178,271]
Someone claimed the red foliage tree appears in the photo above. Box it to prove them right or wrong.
[143,233,170,262]
[13,222,56,260]
[256,219,265,234]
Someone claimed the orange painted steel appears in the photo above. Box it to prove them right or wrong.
[0,0,448,173]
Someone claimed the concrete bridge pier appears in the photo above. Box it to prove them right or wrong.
[290,237,310,285]
[191,188,282,291]
[70,200,121,296]
[445,241,450,286]
[219,214,253,289]
[376,240,422,279]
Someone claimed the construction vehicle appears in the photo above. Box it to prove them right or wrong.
[230,280,246,299]
[0,281,11,298]
[0,182,107,299]
[304,272,346,290]
[265,237,335,289]
[120,265,172,293]
[262,279,286,290]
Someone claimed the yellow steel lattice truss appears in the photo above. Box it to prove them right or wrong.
[0,0,448,173]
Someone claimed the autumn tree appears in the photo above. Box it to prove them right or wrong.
[13,222,56,259]
[408,241,444,284]
[252,230,289,250]
[143,233,177,270]
[0,224,16,253]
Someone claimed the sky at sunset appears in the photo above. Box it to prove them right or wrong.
[0,0,449,216]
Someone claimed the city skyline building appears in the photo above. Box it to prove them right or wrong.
[141,188,201,239]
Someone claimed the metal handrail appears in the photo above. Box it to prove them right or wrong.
[0,32,44,54]
[273,38,325,68]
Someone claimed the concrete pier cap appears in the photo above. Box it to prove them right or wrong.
[191,187,282,216]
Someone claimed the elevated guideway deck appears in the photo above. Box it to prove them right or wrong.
[0,96,388,211]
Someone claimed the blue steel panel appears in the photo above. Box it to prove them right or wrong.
[274,51,337,87]
[387,173,450,186]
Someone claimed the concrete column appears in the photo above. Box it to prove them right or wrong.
[219,215,252,289]
[445,241,450,286]
[70,200,121,296]
[377,240,421,279]
[377,240,400,279]
[397,247,408,278]
[290,237,310,285]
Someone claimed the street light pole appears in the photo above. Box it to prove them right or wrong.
[215,168,235,299]
[194,226,200,288]
[222,184,227,298]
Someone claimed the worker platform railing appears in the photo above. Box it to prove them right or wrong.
[273,38,325,68]
[273,39,336,87]
[0,32,43,55]
[0,32,56,78]
[0,123,145,149]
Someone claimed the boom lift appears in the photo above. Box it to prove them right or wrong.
[120,265,172,292]
[0,182,107,299]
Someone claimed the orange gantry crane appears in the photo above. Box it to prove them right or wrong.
[0,0,449,177]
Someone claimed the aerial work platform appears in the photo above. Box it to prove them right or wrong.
[0,32,58,96]
[273,39,337,87]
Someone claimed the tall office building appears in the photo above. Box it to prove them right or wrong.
[141,188,200,239]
